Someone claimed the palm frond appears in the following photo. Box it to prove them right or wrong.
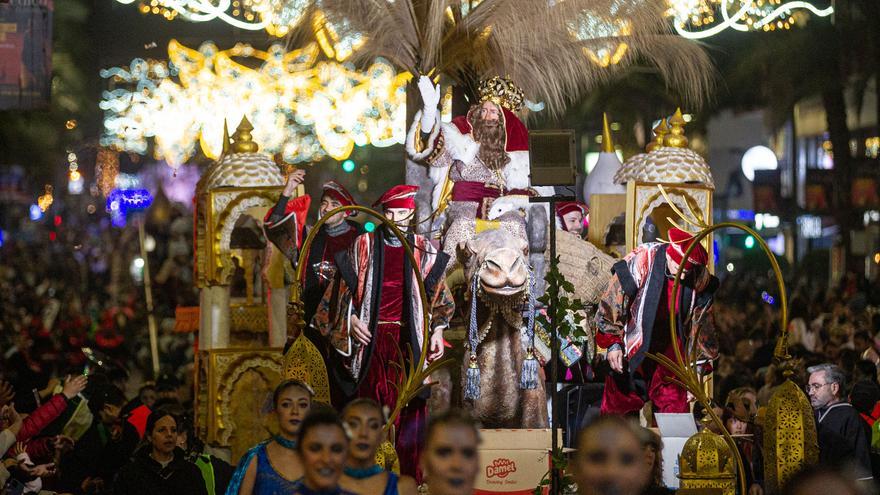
[316,0,714,116]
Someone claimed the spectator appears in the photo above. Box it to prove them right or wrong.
[781,465,860,495]
[636,427,672,495]
[58,383,138,494]
[175,414,233,495]
[1,404,24,488]
[112,409,208,495]
[807,364,873,482]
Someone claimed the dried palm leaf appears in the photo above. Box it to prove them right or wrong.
[314,0,714,115]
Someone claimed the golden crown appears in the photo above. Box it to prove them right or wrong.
[477,76,525,112]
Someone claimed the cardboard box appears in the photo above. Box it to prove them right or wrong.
[474,429,558,495]
[654,413,698,489]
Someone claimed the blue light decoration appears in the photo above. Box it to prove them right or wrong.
[363,221,376,233]
[108,188,154,211]
[29,204,43,221]
[744,235,755,249]
[106,189,154,228]
[0,229,4,248]
[761,291,775,305]
[342,159,356,173]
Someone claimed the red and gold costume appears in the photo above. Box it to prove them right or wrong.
[312,185,454,481]
[595,228,719,415]
[265,181,359,351]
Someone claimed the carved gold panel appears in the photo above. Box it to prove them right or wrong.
[198,348,283,462]
[230,304,269,333]
[625,181,714,270]
[200,186,283,287]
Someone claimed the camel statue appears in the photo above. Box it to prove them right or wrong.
[457,228,549,428]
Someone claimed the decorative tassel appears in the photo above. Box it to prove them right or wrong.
[520,348,538,390]
[520,267,539,389]
[465,274,481,400]
[465,354,481,400]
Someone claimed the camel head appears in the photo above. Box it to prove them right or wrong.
[457,229,529,299]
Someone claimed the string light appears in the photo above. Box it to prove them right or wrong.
[567,11,630,67]
[95,147,120,197]
[100,40,408,170]
[665,0,832,39]
[37,185,53,212]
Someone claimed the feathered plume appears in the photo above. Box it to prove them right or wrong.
[314,0,714,116]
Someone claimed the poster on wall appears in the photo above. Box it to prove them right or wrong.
[804,170,834,214]
[753,170,781,213]
[851,162,880,210]
[0,0,53,110]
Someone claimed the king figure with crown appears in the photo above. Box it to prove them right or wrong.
[406,75,549,266]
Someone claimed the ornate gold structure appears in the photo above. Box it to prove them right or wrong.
[678,419,736,495]
[193,117,312,462]
[648,184,816,495]
[196,348,283,460]
[612,109,715,265]
[282,334,331,404]
[764,379,819,493]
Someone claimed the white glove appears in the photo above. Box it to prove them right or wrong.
[418,75,441,131]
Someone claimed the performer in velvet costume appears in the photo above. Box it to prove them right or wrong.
[595,227,719,416]
[312,185,454,482]
[264,171,359,354]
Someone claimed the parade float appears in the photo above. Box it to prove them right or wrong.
[149,1,828,492]
[189,119,311,461]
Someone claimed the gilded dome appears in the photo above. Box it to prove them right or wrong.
[613,109,714,189]
[614,152,648,185]
[679,425,736,479]
[197,117,285,193]
[200,152,285,191]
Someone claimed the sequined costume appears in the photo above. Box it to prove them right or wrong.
[594,231,719,416]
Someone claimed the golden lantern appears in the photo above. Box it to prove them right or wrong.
[763,377,819,492]
[678,419,737,495]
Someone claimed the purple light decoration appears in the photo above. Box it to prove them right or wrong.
[137,162,200,209]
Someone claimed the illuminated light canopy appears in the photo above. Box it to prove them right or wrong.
[115,0,309,36]
[568,11,630,67]
[100,40,408,169]
[666,0,833,39]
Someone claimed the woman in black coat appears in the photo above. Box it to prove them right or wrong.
[113,409,208,495]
